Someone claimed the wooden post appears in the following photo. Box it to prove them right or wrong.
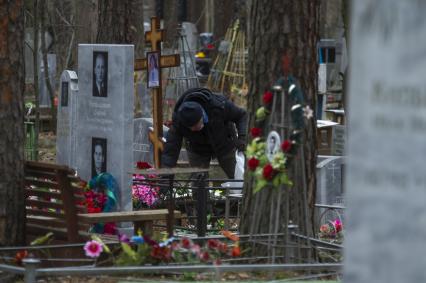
[135,17,181,237]
[56,168,80,243]
[135,17,181,169]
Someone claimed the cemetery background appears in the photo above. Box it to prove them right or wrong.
[0,0,352,282]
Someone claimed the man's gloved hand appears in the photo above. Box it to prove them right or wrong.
[236,139,246,152]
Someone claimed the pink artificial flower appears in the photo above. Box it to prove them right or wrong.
[333,219,343,233]
[320,224,331,234]
[218,242,228,254]
[190,243,201,255]
[132,175,160,207]
[118,233,130,243]
[84,240,103,258]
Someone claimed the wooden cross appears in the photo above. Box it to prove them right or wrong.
[135,17,180,168]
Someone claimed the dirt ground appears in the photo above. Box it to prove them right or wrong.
[38,131,56,163]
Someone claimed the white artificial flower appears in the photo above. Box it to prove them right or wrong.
[303,105,313,119]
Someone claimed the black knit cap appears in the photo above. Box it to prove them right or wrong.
[178,101,203,127]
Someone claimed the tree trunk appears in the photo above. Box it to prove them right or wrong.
[40,0,57,133]
[0,0,26,246]
[162,0,179,48]
[186,0,205,33]
[49,0,75,70]
[96,0,145,57]
[213,0,236,40]
[240,0,319,259]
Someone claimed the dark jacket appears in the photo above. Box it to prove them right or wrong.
[161,88,247,167]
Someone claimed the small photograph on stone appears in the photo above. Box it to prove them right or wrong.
[147,51,160,88]
[91,137,107,178]
[266,131,281,161]
[92,51,108,97]
[61,81,68,107]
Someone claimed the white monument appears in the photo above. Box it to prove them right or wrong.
[345,1,426,282]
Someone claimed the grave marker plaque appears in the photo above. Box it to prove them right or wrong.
[345,1,426,282]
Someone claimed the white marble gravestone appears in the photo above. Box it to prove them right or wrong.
[56,70,78,168]
[345,1,426,282]
[133,118,191,166]
[133,118,168,165]
[76,44,134,214]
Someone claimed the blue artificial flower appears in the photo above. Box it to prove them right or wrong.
[131,236,145,244]
[159,237,175,247]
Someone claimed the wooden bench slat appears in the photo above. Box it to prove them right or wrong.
[25,178,58,188]
[78,209,182,224]
[26,223,70,242]
[27,216,68,228]
[26,199,64,210]
[25,188,61,200]
[26,223,89,242]
[26,161,72,172]
[26,207,65,219]
[27,216,90,232]
[25,170,57,180]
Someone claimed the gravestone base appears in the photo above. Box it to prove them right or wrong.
[117,225,134,237]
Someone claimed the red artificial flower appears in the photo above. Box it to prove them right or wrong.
[231,246,241,257]
[262,91,273,104]
[250,127,262,138]
[137,161,152,169]
[103,223,117,235]
[151,246,172,261]
[281,140,292,153]
[333,220,343,233]
[181,237,192,249]
[207,239,220,250]
[199,251,210,262]
[143,235,159,247]
[14,250,28,265]
[262,164,275,180]
[248,157,260,171]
